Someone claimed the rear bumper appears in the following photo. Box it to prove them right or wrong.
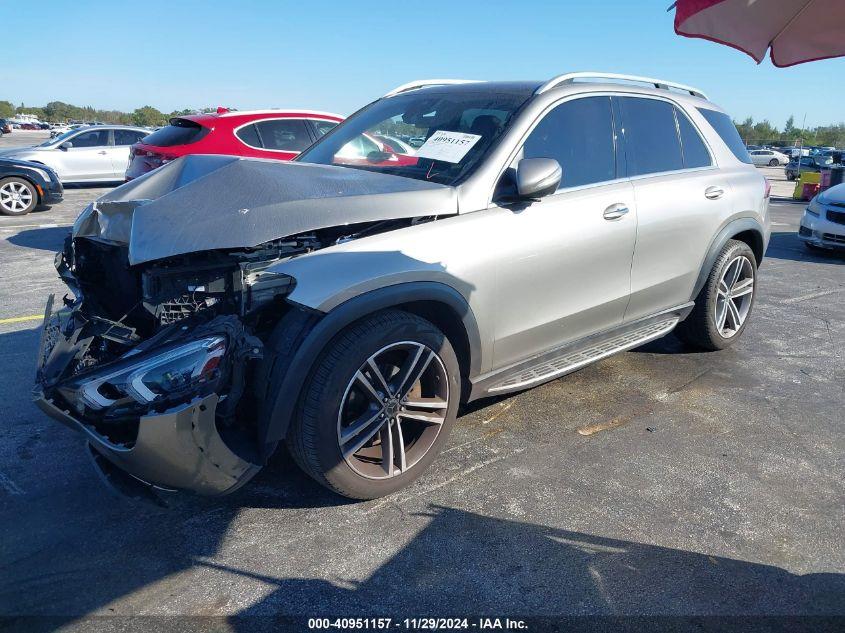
[34,388,261,496]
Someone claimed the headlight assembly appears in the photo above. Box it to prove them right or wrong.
[60,336,227,412]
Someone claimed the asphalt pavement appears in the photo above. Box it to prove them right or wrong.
[0,131,843,629]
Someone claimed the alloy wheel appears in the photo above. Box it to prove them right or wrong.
[715,255,754,338]
[0,181,34,214]
[337,341,449,479]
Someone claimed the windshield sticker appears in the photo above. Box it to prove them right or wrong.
[415,131,482,163]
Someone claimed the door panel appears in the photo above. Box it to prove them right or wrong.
[61,129,113,181]
[617,96,733,321]
[493,180,637,368]
[491,94,636,369]
[109,130,146,178]
[624,171,732,321]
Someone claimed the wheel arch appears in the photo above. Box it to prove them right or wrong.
[257,281,481,455]
[691,217,765,301]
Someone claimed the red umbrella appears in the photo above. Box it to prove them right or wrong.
[673,0,845,67]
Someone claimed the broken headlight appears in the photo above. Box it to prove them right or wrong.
[60,336,227,413]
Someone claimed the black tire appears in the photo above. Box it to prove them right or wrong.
[768,159,779,167]
[0,177,38,216]
[787,172,796,181]
[287,309,461,499]
[676,239,757,351]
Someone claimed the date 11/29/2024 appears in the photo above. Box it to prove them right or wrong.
[308,618,528,630]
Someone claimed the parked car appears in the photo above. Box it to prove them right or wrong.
[0,119,11,135]
[34,73,768,501]
[785,155,833,180]
[125,109,343,180]
[799,184,845,251]
[19,122,40,130]
[0,125,149,183]
[748,148,788,167]
[0,157,63,215]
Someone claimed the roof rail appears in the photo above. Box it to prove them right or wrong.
[383,79,482,98]
[536,72,708,99]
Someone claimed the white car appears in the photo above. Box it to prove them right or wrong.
[0,125,149,183]
[748,148,789,167]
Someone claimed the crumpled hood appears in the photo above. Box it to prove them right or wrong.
[72,154,458,265]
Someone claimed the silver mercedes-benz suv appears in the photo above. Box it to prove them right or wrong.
[35,73,770,500]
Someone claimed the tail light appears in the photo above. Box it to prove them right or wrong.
[132,147,175,167]
[764,178,771,198]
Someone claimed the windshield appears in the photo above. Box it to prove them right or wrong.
[297,90,529,185]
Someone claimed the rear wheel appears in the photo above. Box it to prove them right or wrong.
[0,177,37,216]
[768,158,779,167]
[676,240,757,351]
[287,309,461,499]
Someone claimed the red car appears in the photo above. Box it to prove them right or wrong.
[125,108,343,180]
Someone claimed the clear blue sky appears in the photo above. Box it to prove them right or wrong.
[4,0,843,127]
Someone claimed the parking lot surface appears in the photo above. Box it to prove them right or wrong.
[0,131,843,628]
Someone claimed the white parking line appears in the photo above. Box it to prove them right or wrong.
[0,223,71,232]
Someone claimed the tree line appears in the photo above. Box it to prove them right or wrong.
[733,115,844,148]
[0,100,219,127]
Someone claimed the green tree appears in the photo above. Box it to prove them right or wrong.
[131,105,166,127]
[0,100,14,118]
[784,115,795,136]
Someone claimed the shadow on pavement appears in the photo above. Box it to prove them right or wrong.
[7,226,71,252]
[765,231,845,264]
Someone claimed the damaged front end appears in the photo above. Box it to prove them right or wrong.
[33,233,310,497]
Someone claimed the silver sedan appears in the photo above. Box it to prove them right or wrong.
[0,125,149,183]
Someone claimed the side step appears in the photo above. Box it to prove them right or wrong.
[483,315,682,395]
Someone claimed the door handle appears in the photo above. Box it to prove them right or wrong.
[705,186,724,200]
[97,150,108,155]
[603,203,629,220]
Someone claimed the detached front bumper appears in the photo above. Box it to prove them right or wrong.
[34,295,263,497]
[34,389,260,496]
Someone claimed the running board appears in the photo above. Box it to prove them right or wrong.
[470,305,692,399]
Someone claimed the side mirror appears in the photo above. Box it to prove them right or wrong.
[516,158,562,199]
[60,141,72,150]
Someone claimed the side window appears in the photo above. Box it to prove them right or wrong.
[68,129,109,148]
[619,97,684,176]
[235,123,262,148]
[313,120,338,137]
[522,96,615,189]
[697,108,753,164]
[254,119,312,152]
[674,108,712,169]
[114,130,146,146]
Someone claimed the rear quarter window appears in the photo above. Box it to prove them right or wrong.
[697,108,752,164]
[141,118,209,147]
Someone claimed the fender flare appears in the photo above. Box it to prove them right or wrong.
[691,217,765,300]
[258,281,482,451]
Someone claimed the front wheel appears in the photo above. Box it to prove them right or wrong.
[676,239,757,351]
[0,177,37,216]
[287,309,461,499]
